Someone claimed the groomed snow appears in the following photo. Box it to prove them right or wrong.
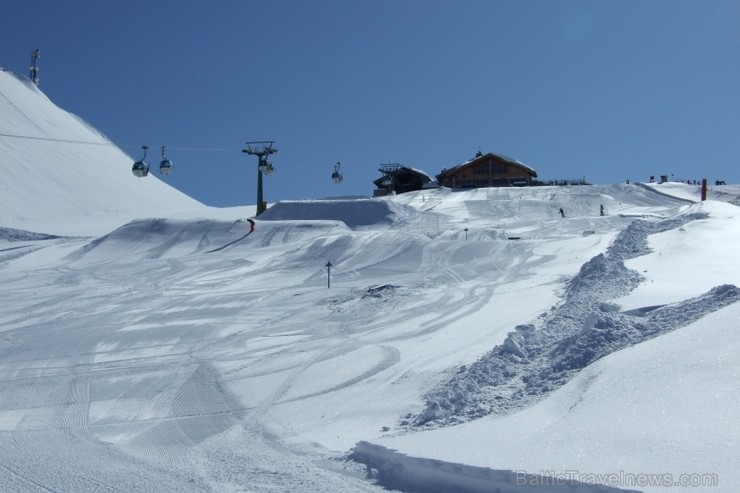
[368,301,740,492]
[1,68,739,492]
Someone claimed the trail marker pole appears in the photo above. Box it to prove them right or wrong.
[325,261,333,288]
[464,227,469,241]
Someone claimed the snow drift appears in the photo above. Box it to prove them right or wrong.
[411,209,739,427]
[259,198,429,229]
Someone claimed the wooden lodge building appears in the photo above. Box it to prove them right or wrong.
[436,151,537,189]
[372,151,539,196]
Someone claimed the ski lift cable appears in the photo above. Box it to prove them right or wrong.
[0,133,242,152]
[120,144,240,152]
[0,132,112,146]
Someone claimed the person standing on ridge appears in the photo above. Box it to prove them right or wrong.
[559,208,565,218]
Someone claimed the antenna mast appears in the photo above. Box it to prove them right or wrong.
[29,49,40,86]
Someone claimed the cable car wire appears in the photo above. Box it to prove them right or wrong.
[0,132,242,153]
[0,132,112,146]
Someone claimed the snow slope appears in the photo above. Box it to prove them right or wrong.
[0,68,216,236]
[1,68,739,492]
[365,300,740,492]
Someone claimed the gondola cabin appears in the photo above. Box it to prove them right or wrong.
[132,145,151,178]
[159,158,174,175]
[132,160,149,177]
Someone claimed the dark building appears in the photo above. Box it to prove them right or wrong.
[373,165,433,196]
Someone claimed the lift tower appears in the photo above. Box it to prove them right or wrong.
[242,141,277,216]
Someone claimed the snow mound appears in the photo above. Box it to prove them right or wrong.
[412,211,738,427]
[351,441,638,493]
[259,198,425,229]
[68,217,350,263]
[0,226,60,241]
[640,181,740,206]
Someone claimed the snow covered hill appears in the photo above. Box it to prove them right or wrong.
[1,68,739,492]
[0,68,208,236]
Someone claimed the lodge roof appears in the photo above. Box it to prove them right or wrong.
[438,152,538,178]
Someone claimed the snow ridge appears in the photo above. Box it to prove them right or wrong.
[412,212,738,427]
[0,226,60,241]
[259,198,429,229]
[351,441,639,493]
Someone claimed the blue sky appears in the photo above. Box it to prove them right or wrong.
[2,0,738,207]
